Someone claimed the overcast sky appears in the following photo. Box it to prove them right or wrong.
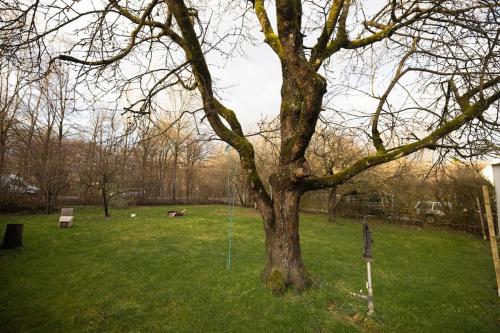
[208,41,282,130]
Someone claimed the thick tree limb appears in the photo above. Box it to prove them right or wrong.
[371,40,417,154]
[254,0,283,58]
[302,77,500,192]
[309,0,344,69]
[166,0,273,224]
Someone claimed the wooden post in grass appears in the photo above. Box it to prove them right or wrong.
[482,186,500,297]
[476,197,487,240]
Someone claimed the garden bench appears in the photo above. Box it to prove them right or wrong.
[58,208,74,228]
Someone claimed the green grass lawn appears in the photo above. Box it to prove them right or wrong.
[0,205,498,332]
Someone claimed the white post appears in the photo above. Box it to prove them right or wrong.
[366,260,374,316]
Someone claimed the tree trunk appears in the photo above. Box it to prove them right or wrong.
[261,186,312,294]
[0,139,6,176]
[327,186,337,223]
[141,153,147,202]
[1,224,24,249]
[185,165,192,201]
[45,191,52,215]
[256,62,320,294]
[172,147,178,201]
[101,186,110,217]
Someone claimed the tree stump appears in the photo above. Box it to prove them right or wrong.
[1,224,24,249]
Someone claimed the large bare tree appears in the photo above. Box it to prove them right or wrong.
[2,0,499,293]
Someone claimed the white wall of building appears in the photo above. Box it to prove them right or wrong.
[482,161,500,224]
[493,164,500,222]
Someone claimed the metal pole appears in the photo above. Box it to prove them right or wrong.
[363,219,374,315]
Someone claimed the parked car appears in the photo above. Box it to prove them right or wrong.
[415,201,452,217]
[122,188,145,197]
[0,174,39,194]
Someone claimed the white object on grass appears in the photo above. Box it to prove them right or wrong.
[366,260,374,316]
[131,214,136,217]
[58,208,74,228]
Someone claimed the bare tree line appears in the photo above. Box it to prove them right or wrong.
[0,66,216,215]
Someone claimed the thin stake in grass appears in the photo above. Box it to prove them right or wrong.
[363,219,375,316]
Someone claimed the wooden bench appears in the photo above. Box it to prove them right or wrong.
[58,208,74,228]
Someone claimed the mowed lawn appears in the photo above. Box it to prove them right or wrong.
[0,206,498,333]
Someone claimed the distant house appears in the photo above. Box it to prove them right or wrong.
[0,174,39,195]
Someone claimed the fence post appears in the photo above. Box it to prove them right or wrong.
[476,196,487,240]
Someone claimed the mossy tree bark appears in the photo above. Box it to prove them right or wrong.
[261,183,311,294]
[255,1,327,291]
